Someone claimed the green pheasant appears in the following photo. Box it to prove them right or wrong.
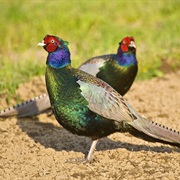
[37,35,179,161]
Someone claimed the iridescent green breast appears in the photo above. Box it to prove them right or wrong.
[97,58,138,95]
[45,65,124,139]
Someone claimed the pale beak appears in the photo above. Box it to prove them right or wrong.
[128,41,136,49]
[37,40,46,47]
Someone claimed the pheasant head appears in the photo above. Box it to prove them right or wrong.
[37,35,70,68]
[116,36,137,66]
[119,36,136,53]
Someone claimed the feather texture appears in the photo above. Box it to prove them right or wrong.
[2,35,179,162]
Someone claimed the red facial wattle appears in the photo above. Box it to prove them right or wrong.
[120,36,135,52]
[121,43,129,52]
[44,35,61,53]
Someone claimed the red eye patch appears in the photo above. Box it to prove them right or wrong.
[122,37,131,45]
[120,37,130,52]
[120,36,135,52]
[44,35,60,45]
[44,35,60,53]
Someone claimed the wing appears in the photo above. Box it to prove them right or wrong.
[78,58,105,76]
[77,75,180,144]
[76,77,134,123]
[78,54,115,76]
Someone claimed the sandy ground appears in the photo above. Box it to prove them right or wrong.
[0,71,180,180]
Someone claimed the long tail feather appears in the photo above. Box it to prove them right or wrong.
[0,94,51,117]
[130,115,180,144]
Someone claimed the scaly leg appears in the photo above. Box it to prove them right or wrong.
[85,139,98,161]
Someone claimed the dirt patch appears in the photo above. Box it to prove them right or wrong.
[0,71,180,179]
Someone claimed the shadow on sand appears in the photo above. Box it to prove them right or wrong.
[16,115,180,156]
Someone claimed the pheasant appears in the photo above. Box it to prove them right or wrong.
[0,37,137,118]
[36,35,179,162]
[79,36,137,95]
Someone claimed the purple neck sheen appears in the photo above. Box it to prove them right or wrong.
[46,46,71,68]
[117,49,137,67]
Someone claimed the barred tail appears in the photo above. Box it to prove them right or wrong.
[130,116,180,144]
[0,94,51,118]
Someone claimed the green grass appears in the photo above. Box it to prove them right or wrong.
[0,0,179,97]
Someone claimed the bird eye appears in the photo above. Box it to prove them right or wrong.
[122,40,126,44]
[51,39,55,43]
